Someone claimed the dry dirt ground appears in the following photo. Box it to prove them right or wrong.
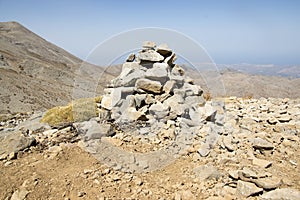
[0,145,205,200]
[1,137,300,200]
[1,97,300,200]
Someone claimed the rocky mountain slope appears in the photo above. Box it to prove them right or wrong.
[0,21,104,114]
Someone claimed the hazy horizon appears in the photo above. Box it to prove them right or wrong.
[1,0,300,65]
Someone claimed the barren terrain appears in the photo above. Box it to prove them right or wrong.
[1,97,300,199]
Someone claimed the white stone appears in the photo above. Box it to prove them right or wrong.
[261,188,300,200]
[163,80,176,94]
[43,129,58,136]
[149,102,169,120]
[236,180,263,197]
[156,43,172,56]
[193,165,220,181]
[182,83,203,96]
[145,63,168,83]
[11,187,29,200]
[142,41,156,49]
[251,137,274,150]
[252,158,272,168]
[253,177,281,190]
[171,64,185,76]
[138,50,164,62]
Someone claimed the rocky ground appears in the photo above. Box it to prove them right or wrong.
[1,96,300,200]
[1,41,300,200]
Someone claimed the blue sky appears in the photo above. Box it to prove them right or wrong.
[1,0,300,65]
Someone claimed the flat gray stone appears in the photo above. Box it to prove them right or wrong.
[189,103,216,123]
[252,158,272,168]
[142,41,156,49]
[112,63,145,87]
[261,188,300,200]
[17,111,50,132]
[138,49,164,62]
[182,83,203,96]
[171,64,185,76]
[134,94,147,108]
[149,102,169,120]
[237,180,263,197]
[121,107,145,123]
[277,114,291,123]
[251,137,274,150]
[223,135,235,152]
[74,120,114,141]
[135,78,162,94]
[163,95,185,116]
[170,75,184,87]
[11,187,29,200]
[156,43,172,56]
[163,80,176,94]
[164,52,177,66]
[193,165,221,181]
[126,53,135,62]
[198,143,211,157]
[145,63,168,83]
[101,87,134,110]
[240,167,258,178]
[115,95,136,119]
[0,131,36,156]
[252,177,281,190]
[185,95,206,107]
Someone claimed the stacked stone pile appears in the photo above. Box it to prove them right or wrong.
[99,41,218,138]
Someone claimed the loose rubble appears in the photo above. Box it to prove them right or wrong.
[1,41,300,199]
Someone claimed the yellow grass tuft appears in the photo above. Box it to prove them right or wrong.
[40,96,102,126]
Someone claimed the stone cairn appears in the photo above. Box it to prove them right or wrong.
[99,41,218,141]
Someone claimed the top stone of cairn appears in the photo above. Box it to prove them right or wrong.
[142,41,157,49]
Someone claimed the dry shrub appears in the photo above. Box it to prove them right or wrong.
[40,96,102,126]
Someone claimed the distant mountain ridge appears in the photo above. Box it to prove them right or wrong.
[0,21,299,114]
[217,63,300,78]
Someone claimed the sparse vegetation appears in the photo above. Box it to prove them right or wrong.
[40,96,102,126]
[203,92,212,101]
